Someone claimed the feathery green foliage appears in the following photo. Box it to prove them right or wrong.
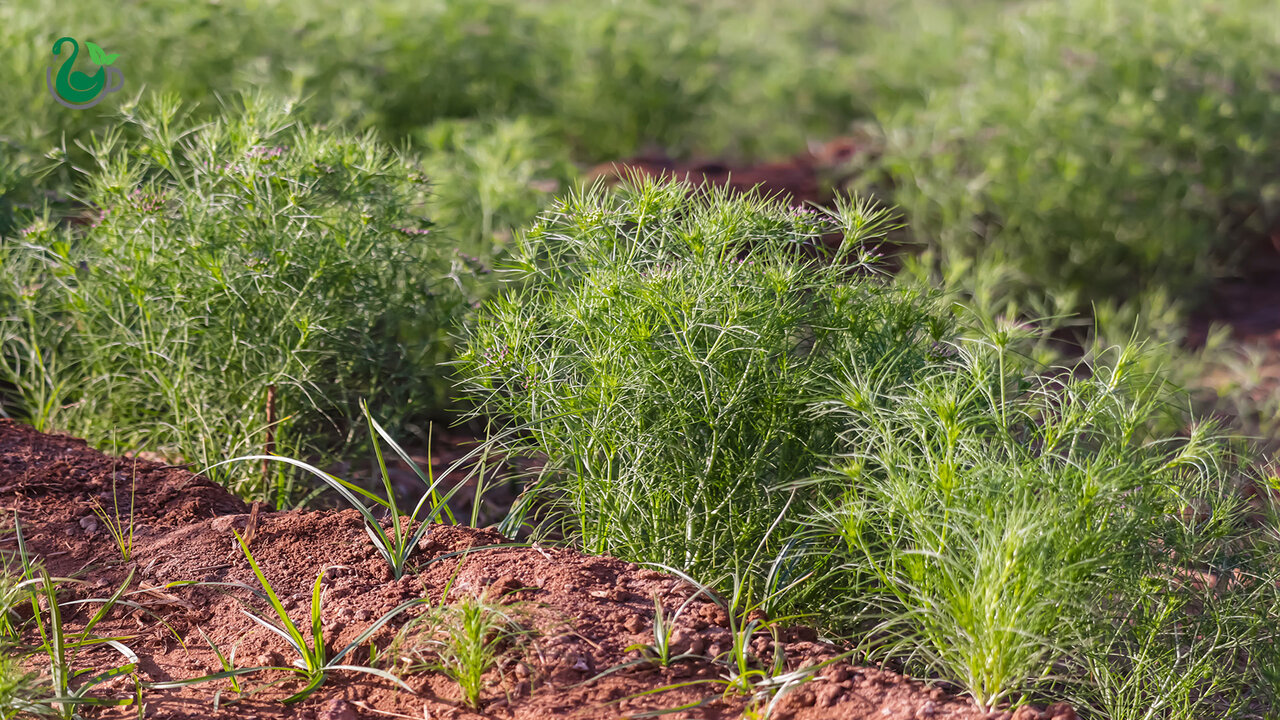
[461,178,1279,715]
[459,175,949,600]
[0,95,477,506]
[393,594,524,710]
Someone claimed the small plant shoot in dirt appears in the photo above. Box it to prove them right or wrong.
[208,401,478,580]
[600,568,846,717]
[87,466,137,564]
[145,528,425,704]
[627,593,700,669]
[393,594,526,710]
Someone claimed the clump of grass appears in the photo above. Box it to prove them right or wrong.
[3,516,143,719]
[0,532,32,645]
[23,567,140,719]
[0,93,478,507]
[458,174,949,605]
[389,592,526,710]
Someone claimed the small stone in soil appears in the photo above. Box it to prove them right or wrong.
[318,698,358,720]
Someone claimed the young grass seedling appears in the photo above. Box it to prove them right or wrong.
[23,568,139,719]
[0,541,29,644]
[393,590,525,711]
[197,626,242,703]
[627,593,700,669]
[579,589,712,690]
[206,402,491,580]
[5,512,143,719]
[146,528,425,704]
[87,465,138,563]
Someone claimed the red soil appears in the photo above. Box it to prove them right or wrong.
[0,421,1078,720]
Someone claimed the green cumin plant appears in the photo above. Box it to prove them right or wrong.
[0,92,478,508]
[381,566,527,712]
[458,174,949,614]
[460,175,1271,714]
[805,316,1266,713]
[864,0,1280,318]
[412,595,524,710]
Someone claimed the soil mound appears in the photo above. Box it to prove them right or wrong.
[1,421,1067,719]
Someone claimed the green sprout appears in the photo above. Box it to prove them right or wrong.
[206,401,477,580]
[145,528,425,704]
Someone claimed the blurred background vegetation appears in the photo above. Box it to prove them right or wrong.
[2,0,1278,493]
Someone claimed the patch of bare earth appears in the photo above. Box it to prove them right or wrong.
[0,421,1074,720]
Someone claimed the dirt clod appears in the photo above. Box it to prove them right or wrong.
[318,698,358,720]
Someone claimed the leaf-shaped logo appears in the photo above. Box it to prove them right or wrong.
[85,41,119,66]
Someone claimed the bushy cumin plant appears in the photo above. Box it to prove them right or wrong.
[0,93,477,507]
[458,175,949,608]
[808,319,1265,712]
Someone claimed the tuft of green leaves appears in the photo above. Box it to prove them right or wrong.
[0,93,478,507]
[458,174,949,605]
[83,42,119,67]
